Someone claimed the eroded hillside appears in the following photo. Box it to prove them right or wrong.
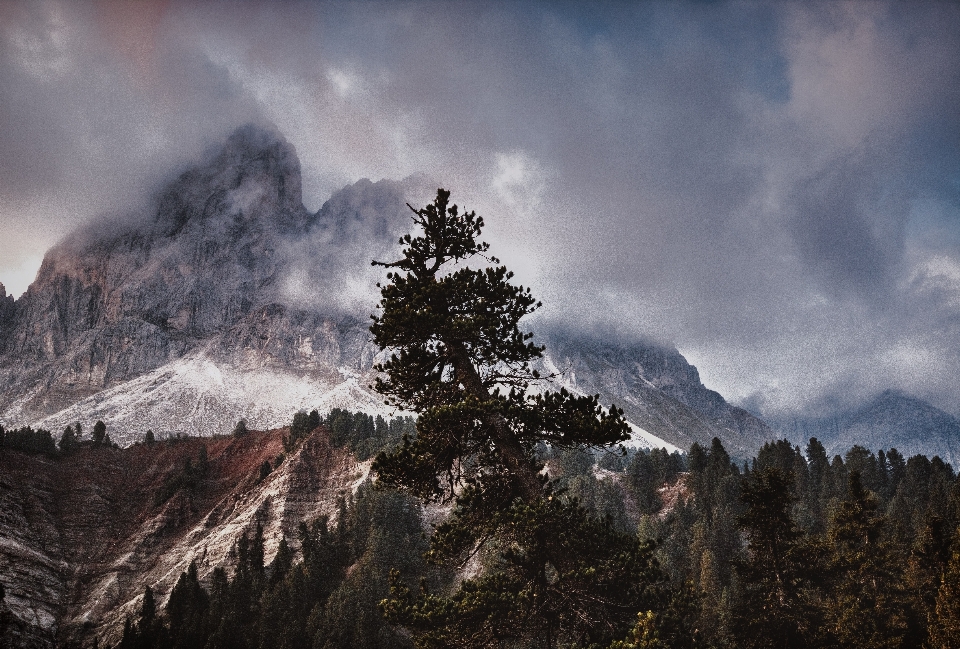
[0,426,365,648]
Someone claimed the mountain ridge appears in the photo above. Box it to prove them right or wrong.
[1,124,769,455]
[773,389,960,466]
[0,426,363,649]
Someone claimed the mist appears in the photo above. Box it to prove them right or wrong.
[1,1,958,419]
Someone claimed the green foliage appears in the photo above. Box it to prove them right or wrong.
[287,409,320,449]
[627,448,685,516]
[368,189,666,647]
[385,496,662,648]
[929,526,960,649]
[94,432,960,649]
[823,472,913,648]
[731,467,824,648]
[107,484,432,649]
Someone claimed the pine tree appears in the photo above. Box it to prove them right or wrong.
[371,189,664,647]
[167,560,209,649]
[825,471,911,649]
[233,419,248,437]
[92,420,107,446]
[929,526,960,649]
[59,425,77,454]
[731,467,822,648]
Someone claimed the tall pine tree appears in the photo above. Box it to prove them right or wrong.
[371,189,665,648]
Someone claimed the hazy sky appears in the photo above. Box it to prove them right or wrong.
[1,1,959,419]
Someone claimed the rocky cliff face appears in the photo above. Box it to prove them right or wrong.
[0,125,408,431]
[0,427,365,649]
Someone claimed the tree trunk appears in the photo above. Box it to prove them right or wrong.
[446,342,543,504]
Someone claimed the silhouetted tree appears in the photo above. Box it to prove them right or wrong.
[59,425,77,454]
[371,189,664,647]
[233,419,248,437]
[92,420,107,445]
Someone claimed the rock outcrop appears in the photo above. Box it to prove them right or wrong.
[0,125,408,430]
[541,331,772,457]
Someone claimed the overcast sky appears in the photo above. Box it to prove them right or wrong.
[1,0,959,419]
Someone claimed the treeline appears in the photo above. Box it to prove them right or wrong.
[624,438,960,648]
[0,420,116,457]
[103,435,960,649]
[284,408,415,460]
[116,484,439,649]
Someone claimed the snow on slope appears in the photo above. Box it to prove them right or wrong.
[33,351,398,446]
[29,348,678,452]
[625,422,681,453]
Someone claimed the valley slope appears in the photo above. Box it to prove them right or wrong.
[0,426,363,648]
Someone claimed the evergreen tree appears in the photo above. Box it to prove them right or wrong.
[731,467,821,648]
[825,472,911,648]
[92,420,107,446]
[166,560,209,649]
[371,189,664,647]
[59,425,77,454]
[233,419,249,437]
[929,526,960,649]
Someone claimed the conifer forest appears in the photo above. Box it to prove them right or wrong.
[109,191,960,649]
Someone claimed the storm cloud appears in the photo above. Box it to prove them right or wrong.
[1,1,958,420]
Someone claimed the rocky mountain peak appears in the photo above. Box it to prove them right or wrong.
[153,123,306,238]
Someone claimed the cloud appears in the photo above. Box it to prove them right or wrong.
[0,0,959,419]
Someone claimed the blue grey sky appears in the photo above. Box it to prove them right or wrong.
[1,1,958,419]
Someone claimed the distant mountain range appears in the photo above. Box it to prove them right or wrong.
[773,390,960,466]
[0,124,953,462]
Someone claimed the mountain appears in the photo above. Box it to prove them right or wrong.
[0,125,406,441]
[0,124,768,455]
[539,331,771,458]
[776,390,960,466]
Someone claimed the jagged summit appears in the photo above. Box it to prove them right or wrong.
[154,123,306,237]
[0,128,399,426]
